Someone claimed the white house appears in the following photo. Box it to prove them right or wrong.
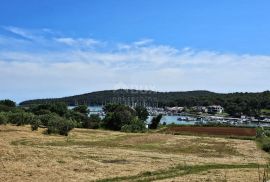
[207,105,224,114]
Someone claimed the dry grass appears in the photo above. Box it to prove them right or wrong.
[0,125,269,182]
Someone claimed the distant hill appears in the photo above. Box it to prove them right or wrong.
[19,89,270,117]
[20,89,218,107]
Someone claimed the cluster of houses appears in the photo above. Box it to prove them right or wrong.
[163,105,224,115]
[192,105,224,114]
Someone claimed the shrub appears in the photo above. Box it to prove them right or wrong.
[121,118,146,133]
[72,105,90,115]
[0,100,16,107]
[47,115,76,136]
[264,130,270,137]
[65,110,86,127]
[102,104,146,132]
[103,106,136,130]
[37,113,57,127]
[149,114,162,129]
[135,106,149,121]
[0,105,15,112]
[83,114,101,129]
[0,112,8,125]
[8,112,35,126]
[261,138,270,152]
[31,119,41,131]
[29,103,68,116]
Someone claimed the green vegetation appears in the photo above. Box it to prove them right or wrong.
[72,105,90,115]
[102,104,147,132]
[149,114,162,129]
[262,109,270,116]
[47,115,76,136]
[97,163,262,182]
[19,89,270,117]
[0,99,16,107]
[256,127,270,153]
[8,111,36,126]
[0,99,148,135]
[121,117,146,133]
[0,112,8,125]
[135,106,149,121]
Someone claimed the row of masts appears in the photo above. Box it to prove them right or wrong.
[73,96,159,108]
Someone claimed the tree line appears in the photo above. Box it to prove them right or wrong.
[19,89,270,117]
[0,99,162,136]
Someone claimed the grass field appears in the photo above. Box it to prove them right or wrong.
[164,126,257,137]
[0,125,269,181]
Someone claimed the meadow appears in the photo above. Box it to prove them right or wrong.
[0,125,269,182]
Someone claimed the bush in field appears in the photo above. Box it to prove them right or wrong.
[0,112,8,125]
[102,105,136,131]
[37,113,58,127]
[260,137,270,152]
[149,114,162,129]
[121,117,146,133]
[31,119,41,131]
[102,104,147,132]
[0,105,15,112]
[256,128,265,138]
[135,106,149,121]
[8,112,35,126]
[29,102,68,116]
[262,142,270,152]
[83,114,101,129]
[47,115,76,136]
[64,110,86,128]
[264,130,270,137]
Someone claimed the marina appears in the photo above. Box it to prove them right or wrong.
[72,106,270,127]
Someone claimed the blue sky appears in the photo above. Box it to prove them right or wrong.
[0,0,270,102]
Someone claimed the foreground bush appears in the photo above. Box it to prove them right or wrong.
[8,112,36,126]
[258,137,270,152]
[0,112,8,125]
[82,114,101,129]
[37,113,57,127]
[103,105,136,130]
[149,114,162,129]
[121,118,146,133]
[47,115,76,136]
[31,119,42,131]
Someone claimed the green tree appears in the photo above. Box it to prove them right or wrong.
[82,114,101,129]
[0,100,16,107]
[135,106,149,121]
[121,117,146,133]
[149,114,162,129]
[47,115,76,136]
[8,111,35,126]
[29,103,68,116]
[0,112,8,125]
[72,105,90,115]
[102,104,137,131]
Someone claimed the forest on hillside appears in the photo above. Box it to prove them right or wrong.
[19,89,270,117]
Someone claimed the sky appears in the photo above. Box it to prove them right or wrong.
[0,0,270,102]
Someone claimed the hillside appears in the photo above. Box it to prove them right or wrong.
[19,89,270,117]
[20,89,218,106]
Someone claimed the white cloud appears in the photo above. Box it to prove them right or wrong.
[55,37,102,47]
[3,26,37,40]
[0,27,270,102]
[133,38,153,46]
